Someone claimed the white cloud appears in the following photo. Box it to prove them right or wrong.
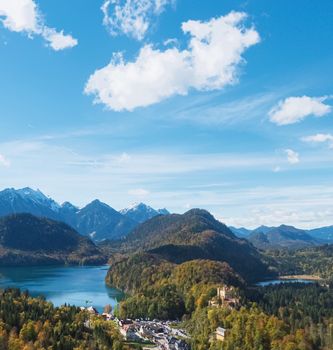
[42,28,78,51]
[285,149,299,164]
[0,0,39,32]
[85,12,260,111]
[128,188,150,196]
[302,133,333,149]
[101,0,173,40]
[0,154,10,167]
[0,0,77,50]
[269,95,332,125]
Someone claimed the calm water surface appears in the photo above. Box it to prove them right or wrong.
[257,279,316,287]
[0,265,123,313]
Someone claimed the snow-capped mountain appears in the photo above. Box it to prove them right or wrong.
[0,188,169,241]
[0,187,61,220]
[120,202,170,223]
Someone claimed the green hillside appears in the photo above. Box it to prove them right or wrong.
[0,213,106,266]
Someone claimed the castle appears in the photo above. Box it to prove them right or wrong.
[209,285,239,309]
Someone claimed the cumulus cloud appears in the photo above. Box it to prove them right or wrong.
[0,154,10,167]
[101,0,173,40]
[285,149,299,164]
[302,133,333,149]
[269,95,332,125]
[85,12,260,111]
[0,0,78,50]
[42,28,78,51]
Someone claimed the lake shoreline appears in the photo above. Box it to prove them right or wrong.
[0,265,123,313]
[279,274,323,281]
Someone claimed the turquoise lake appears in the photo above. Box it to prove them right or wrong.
[0,265,123,313]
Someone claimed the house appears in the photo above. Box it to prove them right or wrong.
[102,312,113,321]
[120,324,141,341]
[216,327,227,342]
[87,306,99,315]
[80,306,99,315]
[119,319,133,327]
[175,340,190,350]
[166,337,190,350]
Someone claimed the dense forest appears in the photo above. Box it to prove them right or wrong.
[0,288,130,350]
[184,283,333,350]
[108,253,243,320]
[185,305,317,350]
[264,245,333,281]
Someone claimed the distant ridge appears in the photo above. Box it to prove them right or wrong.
[0,187,170,241]
[231,224,322,249]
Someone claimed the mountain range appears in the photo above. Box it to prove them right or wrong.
[230,224,332,249]
[0,187,169,241]
[1,187,332,247]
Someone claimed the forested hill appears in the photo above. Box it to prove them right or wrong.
[106,209,274,320]
[248,225,320,250]
[264,244,333,280]
[124,208,233,249]
[119,208,272,282]
[0,213,105,266]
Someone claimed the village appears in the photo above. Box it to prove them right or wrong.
[82,285,239,350]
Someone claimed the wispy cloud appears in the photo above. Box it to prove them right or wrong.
[85,12,260,111]
[0,0,78,50]
[128,188,150,196]
[269,95,332,125]
[101,0,174,40]
[224,206,333,230]
[168,92,277,126]
[142,184,333,229]
[0,137,332,228]
[302,133,333,149]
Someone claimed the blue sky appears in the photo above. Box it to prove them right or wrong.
[0,0,332,228]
